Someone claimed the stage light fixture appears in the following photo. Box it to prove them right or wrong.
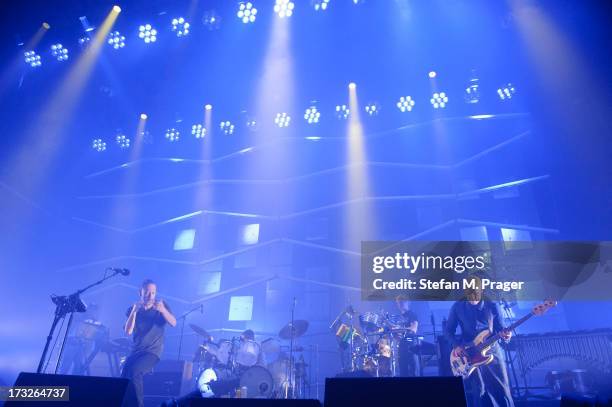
[203,10,221,30]
[348,82,356,89]
[312,0,330,11]
[237,2,257,24]
[138,24,157,43]
[335,104,350,120]
[465,77,480,104]
[50,44,69,61]
[78,36,91,48]
[107,31,126,49]
[220,121,235,135]
[304,106,320,124]
[497,83,516,100]
[430,92,448,109]
[246,119,257,130]
[396,96,415,112]
[274,0,295,18]
[79,16,94,32]
[113,5,121,13]
[205,104,213,111]
[365,102,380,116]
[274,112,291,128]
[165,128,180,142]
[116,133,130,149]
[192,124,206,139]
[171,17,190,37]
[428,71,437,79]
[92,139,107,152]
[140,113,148,120]
[24,51,42,68]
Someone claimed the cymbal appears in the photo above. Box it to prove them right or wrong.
[279,320,309,340]
[189,323,212,340]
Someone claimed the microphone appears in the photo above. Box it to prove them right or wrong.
[107,267,130,276]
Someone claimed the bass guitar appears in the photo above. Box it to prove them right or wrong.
[450,299,556,378]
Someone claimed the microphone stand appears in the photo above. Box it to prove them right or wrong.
[287,297,297,399]
[37,269,126,374]
[177,304,204,361]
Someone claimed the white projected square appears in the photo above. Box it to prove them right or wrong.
[228,296,253,321]
[174,229,196,250]
[501,228,532,251]
[241,224,260,245]
[460,226,489,242]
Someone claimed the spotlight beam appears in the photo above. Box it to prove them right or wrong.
[5,6,120,198]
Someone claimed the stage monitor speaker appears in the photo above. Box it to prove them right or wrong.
[144,359,193,397]
[5,372,137,407]
[187,399,321,407]
[324,376,467,407]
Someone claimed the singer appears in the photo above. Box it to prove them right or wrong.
[122,279,176,407]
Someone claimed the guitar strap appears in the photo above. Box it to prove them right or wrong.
[487,307,493,333]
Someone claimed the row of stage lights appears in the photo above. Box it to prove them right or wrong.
[91,82,517,152]
[22,0,369,67]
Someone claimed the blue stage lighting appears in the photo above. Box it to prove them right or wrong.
[335,104,350,120]
[165,128,180,142]
[116,133,130,149]
[497,83,516,100]
[465,78,480,104]
[396,96,415,112]
[50,44,68,61]
[171,17,190,37]
[275,112,291,128]
[220,121,235,135]
[313,0,330,11]
[430,92,448,109]
[304,106,320,124]
[274,0,295,18]
[365,102,380,116]
[138,24,157,43]
[92,139,107,152]
[238,2,257,24]
[192,124,206,139]
[246,119,257,131]
[78,36,91,48]
[203,10,221,30]
[107,31,125,49]
[24,51,42,67]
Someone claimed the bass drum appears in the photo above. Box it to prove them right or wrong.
[239,365,274,398]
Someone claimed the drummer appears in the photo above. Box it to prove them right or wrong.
[240,329,255,342]
[395,295,420,377]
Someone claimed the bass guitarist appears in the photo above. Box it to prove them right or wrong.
[444,276,514,407]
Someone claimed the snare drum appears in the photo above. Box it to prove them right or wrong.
[236,339,260,367]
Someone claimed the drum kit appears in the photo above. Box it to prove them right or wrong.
[190,320,310,399]
[331,308,429,377]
